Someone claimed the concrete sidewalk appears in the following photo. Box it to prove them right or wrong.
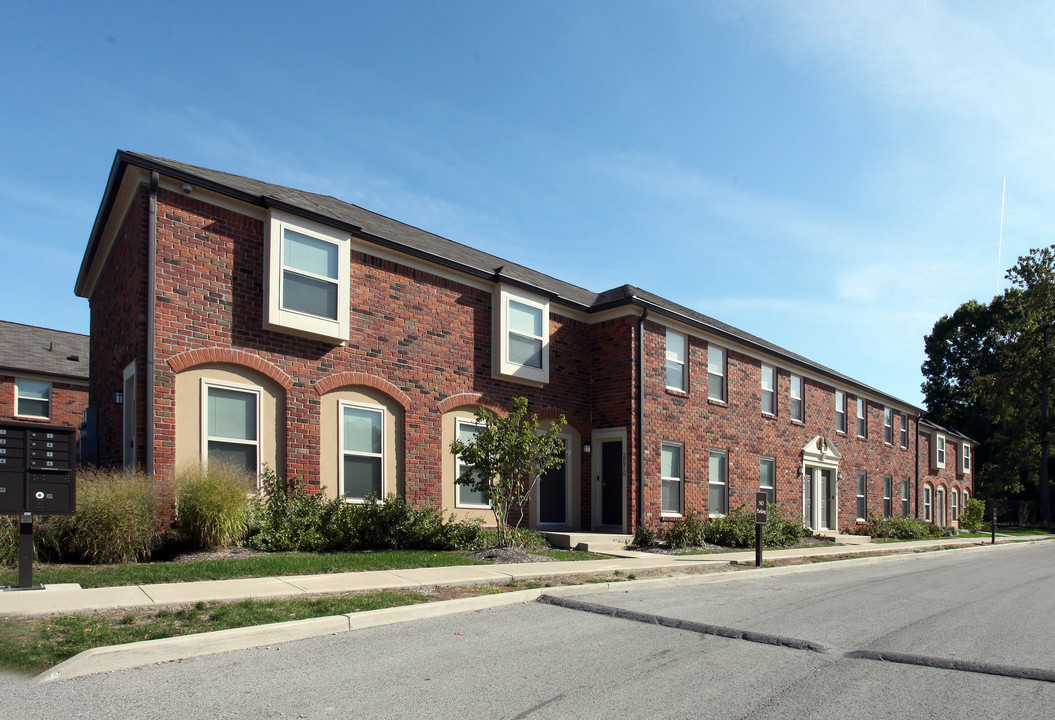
[5,536,1049,683]
[1,535,1035,618]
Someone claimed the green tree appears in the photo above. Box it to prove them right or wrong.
[449,397,566,547]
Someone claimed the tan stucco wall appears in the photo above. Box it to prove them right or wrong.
[318,386,403,500]
[174,364,285,480]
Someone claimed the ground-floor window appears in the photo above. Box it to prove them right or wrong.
[202,379,260,475]
[759,457,775,506]
[951,488,959,522]
[924,484,933,522]
[455,419,489,508]
[901,479,910,517]
[883,476,892,517]
[708,450,728,515]
[661,443,683,516]
[856,471,866,520]
[340,402,384,501]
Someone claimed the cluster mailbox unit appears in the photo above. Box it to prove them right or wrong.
[0,421,77,590]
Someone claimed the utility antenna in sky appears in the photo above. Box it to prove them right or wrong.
[997,176,1006,296]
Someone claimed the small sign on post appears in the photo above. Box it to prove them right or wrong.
[755,491,767,567]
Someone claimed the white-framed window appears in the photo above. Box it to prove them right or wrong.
[934,433,946,468]
[665,330,687,392]
[901,479,910,517]
[661,443,684,516]
[951,489,959,522]
[856,471,866,520]
[963,489,969,515]
[900,412,909,448]
[760,364,775,415]
[923,484,933,522]
[856,398,867,438]
[961,443,971,474]
[455,419,490,508]
[14,378,51,419]
[265,209,350,342]
[707,345,726,402]
[339,402,385,502]
[760,457,775,505]
[708,449,728,515]
[835,390,846,433]
[883,476,892,517]
[884,408,893,445]
[790,375,804,422]
[494,285,550,384]
[202,379,261,477]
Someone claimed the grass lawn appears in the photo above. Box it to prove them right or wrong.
[0,548,603,589]
[0,591,429,675]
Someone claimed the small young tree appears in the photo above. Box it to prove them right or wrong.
[449,397,566,547]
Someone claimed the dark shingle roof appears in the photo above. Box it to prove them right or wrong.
[80,151,921,412]
[0,320,89,381]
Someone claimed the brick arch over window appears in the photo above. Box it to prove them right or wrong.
[313,372,412,410]
[536,406,586,437]
[167,348,294,390]
[437,392,504,416]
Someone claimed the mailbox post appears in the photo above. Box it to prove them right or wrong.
[1,421,77,591]
[755,491,767,567]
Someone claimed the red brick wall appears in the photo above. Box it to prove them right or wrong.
[639,321,917,532]
[919,431,972,525]
[0,375,88,432]
[88,186,149,468]
[146,189,594,515]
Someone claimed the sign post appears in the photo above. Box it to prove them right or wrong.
[755,491,767,567]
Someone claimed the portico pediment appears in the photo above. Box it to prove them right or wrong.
[802,435,842,469]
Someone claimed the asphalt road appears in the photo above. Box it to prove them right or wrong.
[5,542,1054,719]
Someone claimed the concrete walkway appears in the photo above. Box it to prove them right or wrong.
[1,535,1035,618]
[4,535,1049,683]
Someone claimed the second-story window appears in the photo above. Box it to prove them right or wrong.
[961,443,971,473]
[494,285,550,384]
[15,378,51,419]
[856,398,867,438]
[665,330,687,392]
[900,412,909,448]
[936,434,946,467]
[760,364,775,415]
[790,375,804,422]
[884,408,893,445]
[835,390,846,433]
[707,345,726,402]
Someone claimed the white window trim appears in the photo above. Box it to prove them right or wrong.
[201,378,262,479]
[856,398,867,438]
[790,375,804,422]
[493,284,550,385]
[338,400,386,503]
[934,433,947,469]
[708,449,728,517]
[961,443,971,474]
[265,208,351,343]
[661,442,684,517]
[835,390,846,434]
[883,476,893,517]
[856,471,867,521]
[760,456,776,505]
[900,412,909,448]
[901,478,911,517]
[707,345,726,402]
[951,489,959,521]
[665,330,687,392]
[14,377,52,420]
[884,408,893,445]
[760,364,776,415]
[454,418,491,509]
[924,485,933,522]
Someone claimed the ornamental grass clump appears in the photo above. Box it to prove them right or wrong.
[64,467,158,564]
[175,464,255,549]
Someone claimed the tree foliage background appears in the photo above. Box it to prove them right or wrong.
[922,245,1055,525]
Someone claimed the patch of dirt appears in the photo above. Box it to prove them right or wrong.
[469,547,556,563]
[165,547,271,563]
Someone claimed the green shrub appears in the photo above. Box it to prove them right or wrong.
[702,505,755,547]
[175,464,254,549]
[0,517,17,567]
[64,467,158,563]
[243,468,328,552]
[632,524,656,548]
[858,513,943,540]
[960,498,986,532]
[662,513,705,549]
[761,504,810,547]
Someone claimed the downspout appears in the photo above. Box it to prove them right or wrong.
[146,171,158,475]
[915,412,922,519]
[635,299,649,531]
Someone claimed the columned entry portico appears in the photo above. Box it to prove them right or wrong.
[801,436,842,532]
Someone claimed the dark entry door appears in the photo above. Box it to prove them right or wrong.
[600,440,622,527]
[538,441,567,525]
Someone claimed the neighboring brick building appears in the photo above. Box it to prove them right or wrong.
[74,151,973,532]
[918,419,974,528]
[0,320,90,445]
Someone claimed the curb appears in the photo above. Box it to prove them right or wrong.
[35,539,1045,683]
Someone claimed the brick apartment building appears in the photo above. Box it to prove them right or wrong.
[0,320,90,437]
[74,151,973,534]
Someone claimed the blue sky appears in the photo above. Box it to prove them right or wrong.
[2,1,1051,407]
